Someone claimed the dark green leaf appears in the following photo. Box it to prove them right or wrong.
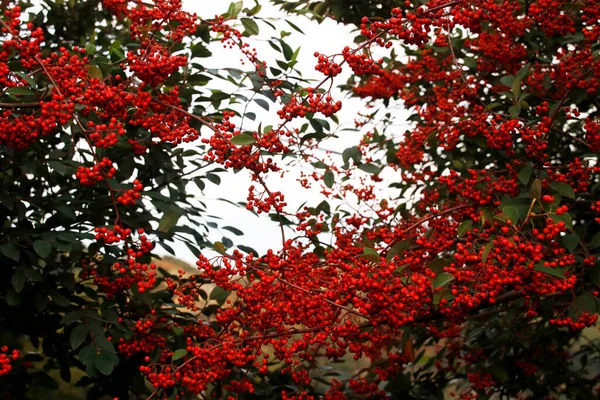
[94,352,114,376]
[70,324,89,350]
[0,243,20,261]
[210,286,230,306]
[34,240,52,258]
[433,273,455,289]
[158,211,182,233]
[550,182,575,199]
[518,164,533,185]
[172,349,188,361]
[11,271,25,293]
[482,241,494,265]
[324,171,334,188]
[241,18,259,35]
[529,178,542,200]
[385,239,410,263]
[230,134,256,146]
[562,234,579,252]
[457,220,473,237]
[357,163,381,174]
[502,206,519,225]
[223,226,243,236]
[361,247,379,263]
[574,293,598,313]
[534,264,566,280]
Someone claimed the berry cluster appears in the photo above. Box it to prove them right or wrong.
[117,179,143,206]
[0,347,18,377]
[75,157,117,186]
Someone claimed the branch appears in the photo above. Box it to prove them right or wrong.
[0,102,41,108]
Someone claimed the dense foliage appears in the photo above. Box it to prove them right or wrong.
[1,0,600,399]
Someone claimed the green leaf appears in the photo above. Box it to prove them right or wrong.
[254,98,269,110]
[512,77,522,100]
[550,182,575,199]
[14,71,36,87]
[357,163,381,174]
[562,234,579,252]
[191,44,212,58]
[312,161,328,169]
[34,240,52,258]
[482,241,494,265]
[0,243,20,261]
[285,20,304,34]
[280,40,294,61]
[433,273,455,289]
[70,324,89,350]
[589,232,600,249]
[518,164,533,185]
[11,271,26,293]
[361,248,380,263]
[230,134,256,146]
[385,239,410,263]
[223,226,243,236]
[515,63,530,81]
[61,311,81,326]
[158,211,182,233]
[87,65,103,80]
[210,286,230,306]
[206,173,221,185]
[79,345,96,366]
[48,160,67,175]
[574,293,598,313]
[534,264,566,280]
[172,349,188,361]
[6,86,35,96]
[551,212,573,229]
[500,75,514,88]
[241,18,259,35]
[457,220,473,237]
[502,206,519,225]
[529,178,542,200]
[173,327,184,336]
[324,171,334,188]
[428,258,451,274]
[223,1,243,18]
[94,352,114,376]
[508,104,521,118]
[101,309,119,324]
[488,365,509,383]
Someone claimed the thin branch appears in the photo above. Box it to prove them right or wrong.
[0,102,41,108]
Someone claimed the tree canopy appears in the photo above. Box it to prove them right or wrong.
[1,0,599,399]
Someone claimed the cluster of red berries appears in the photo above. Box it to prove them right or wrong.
[127,43,188,86]
[314,52,342,77]
[246,186,287,214]
[117,179,143,206]
[550,312,598,331]
[277,88,342,121]
[87,118,127,148]
[76,157,117,186]
[341,47,383,76]
[0,347,19,377]
[94,225,133,245]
